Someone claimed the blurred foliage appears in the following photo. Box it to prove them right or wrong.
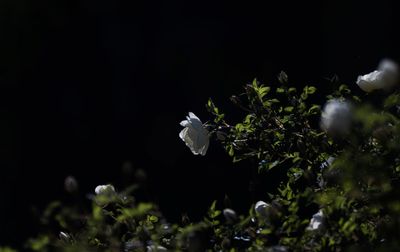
[10,72,400,251]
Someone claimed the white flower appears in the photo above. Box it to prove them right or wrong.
[223,208,237,223]
[307,209,324,231]
[320,99,352,135]
[255,201,270,217]
[95,184,115,195]
[356,59,399,92]
[379,59,399,89]
[356,70,386,92]
[146,245,167,252]
[179,112,210,156]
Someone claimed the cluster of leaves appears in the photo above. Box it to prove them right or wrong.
[13,73,400,251]
[206,73,400,251]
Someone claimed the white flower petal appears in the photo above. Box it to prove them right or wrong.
[307,209,324,231]
[180,120,190,127]
[188,112,200,120]
[179,127,188,141]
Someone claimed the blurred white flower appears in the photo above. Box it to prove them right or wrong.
[379,59,399,89]
[320,99,352,135]
[223,208,237,223]
[95,184,115,195]
[357,59,399,92]
[179,112,209,156]
[307,209,324,231]
[146,245,167,251]
[255,201,270,217]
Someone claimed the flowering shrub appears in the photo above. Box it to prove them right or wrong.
[14,63,400,251]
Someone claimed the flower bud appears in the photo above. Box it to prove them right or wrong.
[254,201,270,217]
[95,184,116,195]
[64,176,78,193]
[223,208,237,223]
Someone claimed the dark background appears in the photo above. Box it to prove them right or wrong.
[1,0,399,247]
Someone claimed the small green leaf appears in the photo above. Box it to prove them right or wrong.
[277,87,285,93]
[308,104,320,115]
[284,106,294,112]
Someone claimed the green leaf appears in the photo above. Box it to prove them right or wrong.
[308,104,320,115]
[277,87,285,93]
[306,86,317,94]
[384,93,400,109]
[117,203,153,222]
[252,78,259,88]
[259,86,271,98]
[284,106,294,113]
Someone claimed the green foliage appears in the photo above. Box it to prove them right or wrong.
[18,74,400,251]
[0,247,18,252]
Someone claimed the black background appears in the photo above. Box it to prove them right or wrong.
[1,0,399,246]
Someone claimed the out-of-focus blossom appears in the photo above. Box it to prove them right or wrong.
[179,112,209,156]
[64,175,78,193]
[320,99,352,136]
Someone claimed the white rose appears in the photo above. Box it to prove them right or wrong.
[307,209,324,231]
[356,70,386,92]
[95,184,115,195]
[179,112,210,156]
[356,59,399,92]
[320,99,352,136]
[378,58,399,89]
